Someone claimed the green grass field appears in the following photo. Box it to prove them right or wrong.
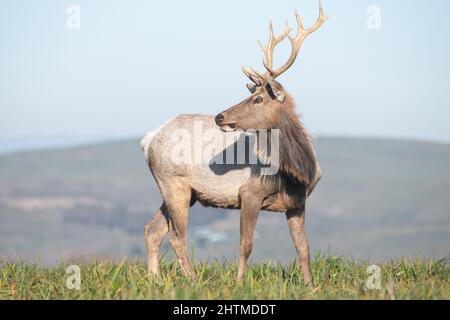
[1,255,449,300]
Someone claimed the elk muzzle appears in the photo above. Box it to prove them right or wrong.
[215,112,237,132]
[215,113,224,126]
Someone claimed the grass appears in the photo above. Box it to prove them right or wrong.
[1,255,449,300]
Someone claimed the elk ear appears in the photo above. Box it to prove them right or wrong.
[246,83,257,94]
[265,81,285,103]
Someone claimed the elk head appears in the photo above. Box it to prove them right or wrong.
[215,1,327,132]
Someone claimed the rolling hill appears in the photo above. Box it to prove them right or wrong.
[0,137,449,265]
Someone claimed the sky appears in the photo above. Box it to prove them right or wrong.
[1,0,450,152]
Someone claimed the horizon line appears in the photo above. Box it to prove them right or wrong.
[1,133,449,157]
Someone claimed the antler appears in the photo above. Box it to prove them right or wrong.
[243,0,327,83]
[258,21,292,78]
[242,66,267,86]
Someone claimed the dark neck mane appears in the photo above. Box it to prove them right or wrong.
[274,98,317,186]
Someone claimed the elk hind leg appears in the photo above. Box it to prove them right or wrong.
[163,183,196,279]
[144,204,169,278]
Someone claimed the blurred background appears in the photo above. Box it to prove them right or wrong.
[1,0,449,264]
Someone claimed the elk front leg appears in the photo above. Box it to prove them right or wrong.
[144,204,169,278]
[286,205,313,286]
[237,199,261,282]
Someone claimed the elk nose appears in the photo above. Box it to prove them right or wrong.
[215,113,224,125]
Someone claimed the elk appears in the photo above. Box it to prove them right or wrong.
[141,2,326,285]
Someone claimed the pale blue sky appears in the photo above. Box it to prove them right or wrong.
[1,0,450,152]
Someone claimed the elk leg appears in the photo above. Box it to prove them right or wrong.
[286,205,313,286]
[167,213,196,279]
[164,187,197,279]
[237,199,261,282]
[144,204,169,278]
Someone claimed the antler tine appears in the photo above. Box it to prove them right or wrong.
[242,66,255,83]
[305,0,327,35]
[250,67,267,81]
[258,20,292,76]
[242,66,265,85]
[242,66,252,79]
[269,0,327,78]
[242,0,327,83]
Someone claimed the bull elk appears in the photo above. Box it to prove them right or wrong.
[141,1,327,285]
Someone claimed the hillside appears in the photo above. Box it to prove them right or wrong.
[0,137,449,264]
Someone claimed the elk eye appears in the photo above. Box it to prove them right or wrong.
[254,96,263,104]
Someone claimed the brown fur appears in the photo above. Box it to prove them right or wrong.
[275,96,317,186]
[218,82,317,193]
[212,80,320,284]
